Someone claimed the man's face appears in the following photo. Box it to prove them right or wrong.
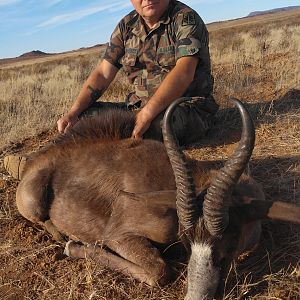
[131,0,170,22]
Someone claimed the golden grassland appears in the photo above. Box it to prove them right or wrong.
[0,9,299,300]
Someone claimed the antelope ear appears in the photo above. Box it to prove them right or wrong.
[239,200,300,224]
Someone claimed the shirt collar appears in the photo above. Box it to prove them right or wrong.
[128,3,173,40]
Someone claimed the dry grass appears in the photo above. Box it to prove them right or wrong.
[209,14,300,104]
[0,49,132,149]
[0,9,299,300]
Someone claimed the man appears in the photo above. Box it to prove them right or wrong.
[4,0,218,179]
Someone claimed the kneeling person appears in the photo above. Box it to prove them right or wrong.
[4,0,218,180]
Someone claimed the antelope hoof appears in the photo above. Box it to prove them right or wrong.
[64,240,75,257]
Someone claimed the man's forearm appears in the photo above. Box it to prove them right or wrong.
[69,60,118,117]
[68,71,106,117]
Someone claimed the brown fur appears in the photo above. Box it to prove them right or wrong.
[16,109,299,291]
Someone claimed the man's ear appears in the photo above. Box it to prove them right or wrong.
[238,200,300,224]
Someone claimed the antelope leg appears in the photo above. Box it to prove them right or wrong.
[65,236,171,286]
[41,219,66,243]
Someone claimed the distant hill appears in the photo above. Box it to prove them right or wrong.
[19,50,52,58]
[0,50,53,66]
[17,44,104,60]
[0,44,106,67]
[248,6,300,17]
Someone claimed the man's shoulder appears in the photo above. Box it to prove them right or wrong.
[118,10,139,27]
[171,0,198,17]
[170,0,204,26]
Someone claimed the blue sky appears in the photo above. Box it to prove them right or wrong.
[0,0,299,59]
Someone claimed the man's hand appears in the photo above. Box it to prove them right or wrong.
[57,113,79,134]
[132,108,155,139]
[132,56,199,139]
[57,60,118,134]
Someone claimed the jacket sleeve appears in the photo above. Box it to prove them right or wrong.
[103,22,125,69]
[173,10,210,63]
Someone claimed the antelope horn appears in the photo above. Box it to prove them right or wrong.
[203,98,255,237]
[162,97,201,232]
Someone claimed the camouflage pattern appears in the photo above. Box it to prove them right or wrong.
[144,96,218,145]
[103,0,214,107]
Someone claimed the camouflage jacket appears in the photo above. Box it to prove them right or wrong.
[103,0,214,107]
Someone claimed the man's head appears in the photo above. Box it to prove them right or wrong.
[131,0,170,27]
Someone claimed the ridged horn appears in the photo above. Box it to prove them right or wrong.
[162,97,201,231]
[203,98,255,237]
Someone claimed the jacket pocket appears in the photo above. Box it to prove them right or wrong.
[157,45,176,66]
[121,48,138,66]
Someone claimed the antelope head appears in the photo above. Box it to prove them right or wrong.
[162,97,300,300]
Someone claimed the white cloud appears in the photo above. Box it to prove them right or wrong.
[0,0,20,6]
[37,1,130,28]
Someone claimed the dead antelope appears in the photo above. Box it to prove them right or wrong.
[16,97,300,299]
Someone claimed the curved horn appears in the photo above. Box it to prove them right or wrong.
[162,97,201,232]
[203,98,255,237]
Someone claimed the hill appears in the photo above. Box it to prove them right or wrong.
[0,44,106,69]
[248,5,300,17]
[0,50,51,67]
[207,6,300,32]
[19,50,51,58]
